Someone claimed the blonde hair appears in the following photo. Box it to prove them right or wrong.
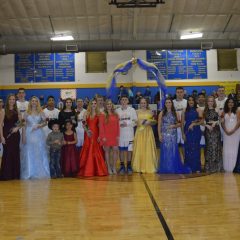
[104,99,118,123]
[27,96,42,114]
[139,97,150,110]
[86,99,100,117]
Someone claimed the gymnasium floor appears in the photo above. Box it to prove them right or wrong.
[0,173,240,240]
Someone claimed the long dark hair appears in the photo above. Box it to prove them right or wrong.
[62,98,75,112]
[5,94,18,119]
[186,96,198,112]
[224,97,237,114]
[162,98,177,119]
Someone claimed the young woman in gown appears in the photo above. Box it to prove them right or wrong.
[234,106,240,173]
[0,94,21,180]
[58,98,78,132]
[182,96,203,173]
[77,99,108,177]
[157,98,191,174]
[132,97,158,173]
[204,96,223,173]
[221,98,240,172]
[21,96,50,179]
[99,99,119,174]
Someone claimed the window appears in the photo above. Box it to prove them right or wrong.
[217,49,238,71]
[86,52,107,73]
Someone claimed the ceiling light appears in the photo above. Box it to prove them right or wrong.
[51,35,74,41]
[180,32,203,40]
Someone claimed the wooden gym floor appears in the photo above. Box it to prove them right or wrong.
[0,173,240,240]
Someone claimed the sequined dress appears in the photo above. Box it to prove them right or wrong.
[158,112,191,174]
[204,109,223,173]
[184,108,201,172]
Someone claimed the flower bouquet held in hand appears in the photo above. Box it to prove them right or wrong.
[82,120,92,137]
[7,119,25,139]
[138,116,157,131]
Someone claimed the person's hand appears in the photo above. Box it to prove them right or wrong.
[159,134,163,142]
[11,127,19,133]
[168,124,176,129]
[182,133,186,141]
[120,122,127,128]
[54,139,60,144]
[87,130,92,137]
[226,130,234,136]
[206,125,213,131]
[32,124,40,131]
[63,140,67,145]
[1,136,6,144]
[188,123,195,131]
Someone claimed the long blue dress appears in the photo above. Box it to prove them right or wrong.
[184,108,202,172]
[21,114,50,179]
[158,112,191,174]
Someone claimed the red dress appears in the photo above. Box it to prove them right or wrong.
[78,115,108,177]
[61,133,78,177]
[99,113,119,147]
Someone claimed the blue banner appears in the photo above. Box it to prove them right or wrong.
[167,50,187,79]
[15,54,35,83]
[55,53,75,82]
[146,49,207,80]
[187,50,207,79]
[15,53,75,83]
[35,53,54,82]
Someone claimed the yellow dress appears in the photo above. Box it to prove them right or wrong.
[132,110,158,173]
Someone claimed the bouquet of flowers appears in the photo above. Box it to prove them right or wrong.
[138,116,157,131]
[7,119,25,139]
[82,120,92,137]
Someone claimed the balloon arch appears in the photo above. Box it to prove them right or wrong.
[106,58,167,106]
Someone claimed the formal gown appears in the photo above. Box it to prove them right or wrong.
[0,110,20,180]
[78,115,108,177]
[58,111,78,132]
[204,109,223,173]
[158,112,191,174]
[21,114,50,179]
[132,111,158,173]
[184,108,202,172]
[61,133,78,177]
[99,113,119,147]
[223,113,240,172]
[233,143,240,173]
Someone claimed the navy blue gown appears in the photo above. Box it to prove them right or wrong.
[184,108,202,172]
[158,112,191,174]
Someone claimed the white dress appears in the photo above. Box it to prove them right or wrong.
[173,99,187,144]
[223,113,240,172]
[76,108,86,147]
